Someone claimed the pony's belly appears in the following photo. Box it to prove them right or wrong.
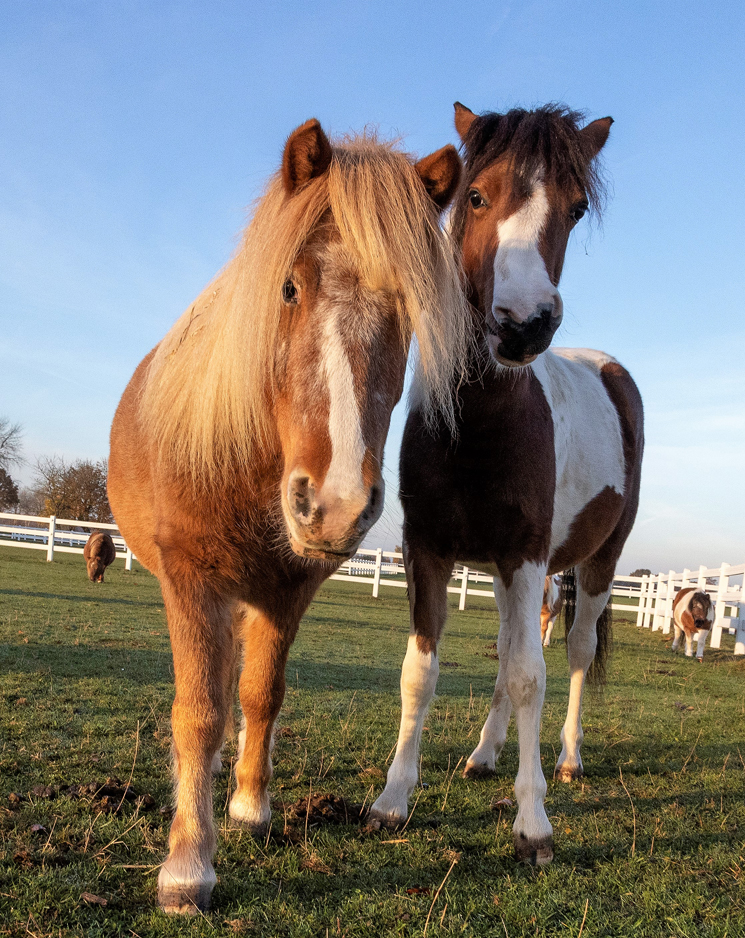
[459,560,501,578]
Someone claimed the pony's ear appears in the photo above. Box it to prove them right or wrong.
[415,144,462,211]
[580,116,613,159]
[454,101,477,141]
[282,118,333,194]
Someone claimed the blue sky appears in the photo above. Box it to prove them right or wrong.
[1,0,743,573]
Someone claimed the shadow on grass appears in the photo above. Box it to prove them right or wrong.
[0,587,163,608]
[0,642,174,682]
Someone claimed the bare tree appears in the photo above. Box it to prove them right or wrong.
[33,456,113,522]
[0,417,23,471]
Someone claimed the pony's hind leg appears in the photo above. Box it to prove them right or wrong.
[157,581,234,915]
[370,546,452,827]
[229,606,301,835]
[463,632,512,778]
[555,572,612,783]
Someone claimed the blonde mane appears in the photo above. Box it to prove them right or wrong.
[141,134,470,477]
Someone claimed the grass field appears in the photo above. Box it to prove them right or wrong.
[1,549,744,937]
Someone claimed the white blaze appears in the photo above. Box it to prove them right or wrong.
[492,182,555,324]
[321,310,366,500]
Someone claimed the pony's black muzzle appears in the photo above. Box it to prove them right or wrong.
[491,305,560,364]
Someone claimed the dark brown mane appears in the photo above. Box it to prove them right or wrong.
[452,104,608,241]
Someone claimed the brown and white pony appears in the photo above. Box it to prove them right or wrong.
[371,104,644,866]
[672,588,714,661]
[83,530,116,582]
[108,119,469,914]
[540,573,563,647]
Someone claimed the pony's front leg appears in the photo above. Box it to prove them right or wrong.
[370,549,452,826]
[494,562,553,865]
[555,581,611,782]
[229,607,299,834]
[158,582,234,915]
[695,628,708,661]
[684,630,695,657]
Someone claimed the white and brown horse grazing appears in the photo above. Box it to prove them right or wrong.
[540,574,563,647]
[108,120,470,914]
[371,104,644,866]
[83,530,116,582]
[672,588,714,661]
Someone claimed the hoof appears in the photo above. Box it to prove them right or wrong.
[514,833,554,866]
[554,764,583,783]
[463,761,496,780]
[228,816,270,837]
[159,882,213,915]
[367,806,405,830]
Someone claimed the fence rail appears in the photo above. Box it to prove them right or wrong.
[2,511,742,653]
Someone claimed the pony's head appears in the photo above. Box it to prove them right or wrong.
[86,556,107,583]
[143,120,469,561]
[276,122,464,558]
[690,591,713,630]
[451,103,611,367]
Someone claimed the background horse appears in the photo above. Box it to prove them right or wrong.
[108,119,469,914]
[83,530,116,582]
[371,104,644,867]
[672,588,714,660]
[540,573,563,647]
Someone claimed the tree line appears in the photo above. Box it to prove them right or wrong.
[0,417,113,523]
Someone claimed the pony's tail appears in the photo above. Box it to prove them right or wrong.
[561,569,577,637]
[561,568,613,688]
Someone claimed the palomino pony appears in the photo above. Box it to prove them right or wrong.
[108,119,470,914]
[371,104,644,866]
[540,573,563,647]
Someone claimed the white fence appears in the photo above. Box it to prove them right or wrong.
[2,511,742,653]
[0,511,135,570]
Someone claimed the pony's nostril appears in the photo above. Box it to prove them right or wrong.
[289,475,312,519]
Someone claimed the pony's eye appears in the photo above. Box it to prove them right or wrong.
[282,279,299,304]
[570,204,587,223]
[468,188,487,209]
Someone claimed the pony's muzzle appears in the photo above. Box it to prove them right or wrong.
[285,471,384,560]
[488,302,562,366]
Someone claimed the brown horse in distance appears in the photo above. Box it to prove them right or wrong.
[83,530,116,582]
[108,119,469,914]
[371,104,644,867]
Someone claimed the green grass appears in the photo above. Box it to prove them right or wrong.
[1,549,744,938]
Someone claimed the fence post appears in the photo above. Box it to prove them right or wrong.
[710,562,730,650]
[459,566,470,611]
[652,573,665,631]
[46,515,56,562]
[734,590,745,655]
[681,568,691,589]
[696,565,706,590]
[636,575,647,627]
[662,569,675,634]
[372,547,383,599]
[125,547,133,572]
[643,575,655,628]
